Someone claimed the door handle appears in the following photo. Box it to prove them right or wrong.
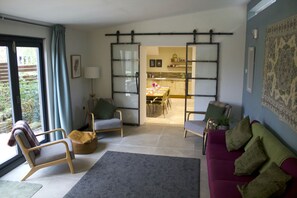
[135,72,139,94]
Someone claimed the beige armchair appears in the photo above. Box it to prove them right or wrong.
[9,120,75,181]
[87,98,123,137]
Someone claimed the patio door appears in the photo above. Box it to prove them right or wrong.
[185,43,219,120]
[111,43,140,125]
[0,35,48,176]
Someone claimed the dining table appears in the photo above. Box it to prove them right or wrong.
[146,86,170,98]
[146,86,170,117]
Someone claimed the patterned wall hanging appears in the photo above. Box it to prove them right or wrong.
[262,14,297,132]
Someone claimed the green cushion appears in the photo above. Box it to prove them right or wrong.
[234,137,268,176]
[237,163,292,198]
[245,123,297,173]
[225,116,252,152]
[94,98,116,119]
[204,103,225,122]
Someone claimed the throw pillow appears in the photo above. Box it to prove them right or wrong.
[237,163,292,198]
[234,137,268,176]
[225,116,252,152]
[204,103,226,122]
[94,98,116,119]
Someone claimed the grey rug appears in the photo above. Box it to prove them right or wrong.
[65,151,200,198]
[0,180,42,198]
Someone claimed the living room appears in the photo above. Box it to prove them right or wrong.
[0,0,297,197]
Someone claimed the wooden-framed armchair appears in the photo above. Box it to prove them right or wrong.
[9,120,75,181]
[87,98,123,137]
[184,101,232,138]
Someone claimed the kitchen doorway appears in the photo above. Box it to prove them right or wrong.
[143,46,195,125]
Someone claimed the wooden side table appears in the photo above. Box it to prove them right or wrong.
[68,131,98,154]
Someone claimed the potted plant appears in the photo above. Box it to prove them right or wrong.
[217,116,230,130]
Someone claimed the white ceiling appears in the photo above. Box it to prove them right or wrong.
[0,0,249,29]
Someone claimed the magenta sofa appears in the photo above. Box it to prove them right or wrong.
[206,122,297,198]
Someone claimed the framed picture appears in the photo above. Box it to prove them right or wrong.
[71,55,81,78]
[149,59,155,67]
[247,47,255,93]
[156,59,162,67]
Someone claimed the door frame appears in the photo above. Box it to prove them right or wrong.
[0,34,48,177]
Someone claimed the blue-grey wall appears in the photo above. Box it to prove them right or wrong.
[243,0,297,153]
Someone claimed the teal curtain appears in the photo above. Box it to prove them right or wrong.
[50,25,73,140]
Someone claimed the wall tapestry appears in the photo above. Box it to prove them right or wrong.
[262,14,297,132]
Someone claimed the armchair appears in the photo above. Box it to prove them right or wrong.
[184,101,232,153]
[8,120,75,181]
[87,98,123,137]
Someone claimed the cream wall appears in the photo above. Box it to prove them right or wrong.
[88,5,247,123]
[65,28,91,129]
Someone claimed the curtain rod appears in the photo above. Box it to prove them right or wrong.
[1,14,52,28]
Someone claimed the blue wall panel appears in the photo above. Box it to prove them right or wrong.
[243,0,297,153]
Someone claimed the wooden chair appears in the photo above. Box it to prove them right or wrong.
[87,98,123,137]
[184,101,232,154]
[11,120,75,181]
[184,101,232,138]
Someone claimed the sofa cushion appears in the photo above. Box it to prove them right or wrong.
[246,123,296,172]
[225,116,252,151]
[234,137,268,176]
[94,98,116,119]
[204,103,226,122]
[237,163,292,198]
[207,143,244,161]
[208,159,255,182]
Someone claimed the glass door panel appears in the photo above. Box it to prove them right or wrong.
[111,43,140,125]
[185,43,219,121]
[113,77,138,93]
[112,45,138,60]
[112,61,139,76]
[113,93,138,109]
[16,47,44,142]
[0,46,18,165]
[0,36,47,177]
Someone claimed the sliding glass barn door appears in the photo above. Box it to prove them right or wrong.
[111,43,140,125]
[185,43,219,120]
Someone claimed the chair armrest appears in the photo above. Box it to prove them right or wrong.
[115,109,122,120]
[36,128,67,138]
[87,112,95,132]
[186,111,206,121]
[27,139,71,153]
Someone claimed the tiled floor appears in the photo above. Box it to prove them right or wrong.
[1,124,210,198]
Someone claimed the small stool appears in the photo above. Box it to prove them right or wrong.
[68,131,97,154]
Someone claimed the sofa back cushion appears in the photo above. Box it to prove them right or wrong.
[245,123,296,172]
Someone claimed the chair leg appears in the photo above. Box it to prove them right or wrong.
[67,159,75,174]
[120,128,124,137]
[22,167,38,181]
[183,129,187,138]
